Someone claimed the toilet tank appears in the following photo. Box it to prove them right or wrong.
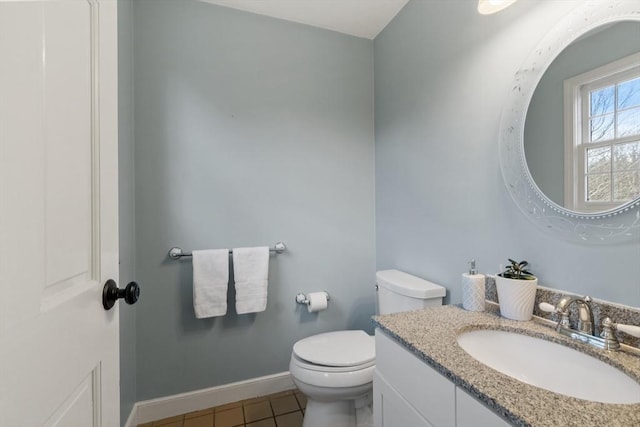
[376,269,446,315]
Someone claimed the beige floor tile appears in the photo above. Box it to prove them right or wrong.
[152,421,183,427]
[243,395,270,405]
[144,389,303,427]
[215,400,243,412]
[215,406,244,427]
[294,392,307,409]
[152,414,184,426]
[244,400,273,422]
[275,411,304,427]
[268,389,295,399]
[184,408,214,419]
[183,413,213,427]
[246,418,277,427]
[270,395,300,416]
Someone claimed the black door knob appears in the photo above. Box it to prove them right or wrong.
[102,279,140,310]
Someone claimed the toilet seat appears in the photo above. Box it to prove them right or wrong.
[292,330,375,367]
[290,330,375,389]
[291,353,375,373]
[289,354,375,389]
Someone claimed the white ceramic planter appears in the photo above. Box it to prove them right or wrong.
[495,275,538,321]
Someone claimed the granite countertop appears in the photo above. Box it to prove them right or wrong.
[372,305,640,427]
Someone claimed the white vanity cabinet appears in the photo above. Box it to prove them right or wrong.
[374,329,512,427]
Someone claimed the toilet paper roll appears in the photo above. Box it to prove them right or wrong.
[307,292,328,313]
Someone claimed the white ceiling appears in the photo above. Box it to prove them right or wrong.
[200,0,410,39]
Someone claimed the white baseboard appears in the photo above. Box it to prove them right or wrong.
[123,405,137,427]
[128,371,294,426]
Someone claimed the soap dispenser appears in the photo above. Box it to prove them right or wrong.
[462,260,485,311]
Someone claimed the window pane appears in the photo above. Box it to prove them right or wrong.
[590,85,615,116]
[587,146,611,173]
[587,173,611,201]
[613,141,640,171]
[613,170,640,201]
[617,106,640,138]
[590,113,614,142]
[617,77,640,110]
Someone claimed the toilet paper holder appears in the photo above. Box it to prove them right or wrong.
[295,291,330,305]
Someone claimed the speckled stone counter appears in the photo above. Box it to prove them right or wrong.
[373,305,640,427]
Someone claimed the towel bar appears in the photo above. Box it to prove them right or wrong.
[168,242,286,260]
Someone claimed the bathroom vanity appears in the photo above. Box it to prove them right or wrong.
[372,305,640,427]
[374,330,509,427]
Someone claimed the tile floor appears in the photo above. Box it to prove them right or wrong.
[138,389,307,427]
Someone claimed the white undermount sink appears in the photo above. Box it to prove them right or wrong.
[456,329,640,404]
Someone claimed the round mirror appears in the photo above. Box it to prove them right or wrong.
[499,0,640,243]
[524,21,640,214]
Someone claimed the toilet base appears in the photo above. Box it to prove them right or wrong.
[302,399,356,427]
[355,403,374,427]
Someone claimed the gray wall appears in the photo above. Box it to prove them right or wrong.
[124,0,640,410]
[374,1,640,307]
[525,22,640,206]
[133,0,375,400]
[118,0,136,424]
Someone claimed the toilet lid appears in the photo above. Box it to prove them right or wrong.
[293,330,375,367]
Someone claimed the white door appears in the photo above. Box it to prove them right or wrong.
[0,1,120,426]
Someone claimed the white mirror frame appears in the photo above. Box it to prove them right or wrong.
[499,0,640,243]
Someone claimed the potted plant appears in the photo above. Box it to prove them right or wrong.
[495,259,538,321]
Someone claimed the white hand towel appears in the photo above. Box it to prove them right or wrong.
[193,249,229,318]
[233,246,269,314]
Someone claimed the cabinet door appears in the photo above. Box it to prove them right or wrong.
[374,372,433,427]
[376,329,456,426]
[456,387,512,427]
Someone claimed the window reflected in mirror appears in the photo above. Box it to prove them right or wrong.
[524,21,640,214]
[566,56,640,211]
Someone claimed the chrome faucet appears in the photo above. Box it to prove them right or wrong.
[539,295,640,352]
[555,296,594,335]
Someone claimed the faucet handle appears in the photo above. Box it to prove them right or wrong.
[615,322,640,338]
[539,302,570,330]
[599,317,621,350]
[538,302,556,313]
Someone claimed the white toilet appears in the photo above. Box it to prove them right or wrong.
[289,269,446,427]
